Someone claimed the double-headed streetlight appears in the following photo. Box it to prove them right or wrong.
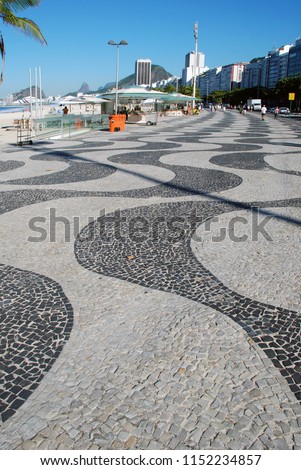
[108,40,128,114]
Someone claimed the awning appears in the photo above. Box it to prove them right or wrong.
[161,93,195,102]
[98,86,195,104]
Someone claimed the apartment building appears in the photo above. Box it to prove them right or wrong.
[196,37,301,95]
[220,63,246,90]
[198,63,245,96]
[287,38,301,77]
[198,67,222,97]
[135,59,152,87]
[265,45,292,88]
[241,60,264,89]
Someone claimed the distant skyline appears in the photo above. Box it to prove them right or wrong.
[0,0,301,98]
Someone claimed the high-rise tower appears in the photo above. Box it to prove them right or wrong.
[182,51,207,85]
[135,59,152,86]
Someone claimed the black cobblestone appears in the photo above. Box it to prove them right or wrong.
[0,264,73,423]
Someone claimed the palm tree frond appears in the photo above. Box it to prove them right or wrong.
[14,17,47,44]
[1,10,47,44]
[0,1,41,14]
[0,0,45,84]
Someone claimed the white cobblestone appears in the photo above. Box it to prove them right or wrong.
[0,112,300,450]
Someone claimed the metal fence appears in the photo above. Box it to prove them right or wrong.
[33,114,110,139]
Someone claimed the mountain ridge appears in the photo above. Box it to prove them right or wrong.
[67,65,173,96]
[8,65,173,99]
[12,87,46,101]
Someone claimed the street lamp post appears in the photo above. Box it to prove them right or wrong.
[108,40,128,114]
[192,22,198,111]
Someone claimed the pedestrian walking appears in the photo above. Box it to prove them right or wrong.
[261,104,267,120]
[274,106,279,119]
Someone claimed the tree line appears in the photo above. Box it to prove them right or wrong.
[155,76,301,111]
[209,75,301,110]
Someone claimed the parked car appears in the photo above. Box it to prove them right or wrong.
[278,107,290,114]
[268,107,275,113]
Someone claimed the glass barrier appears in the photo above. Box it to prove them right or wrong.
[33,114,110,139]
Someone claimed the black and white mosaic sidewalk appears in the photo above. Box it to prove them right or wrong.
[0,111,300,450]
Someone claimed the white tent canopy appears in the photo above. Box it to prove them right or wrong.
[53,95,109,106]
[98,85,195,103]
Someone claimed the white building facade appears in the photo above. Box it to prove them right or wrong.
[182,51,208,85]
[219,63,246,91]
[198,63,245,97]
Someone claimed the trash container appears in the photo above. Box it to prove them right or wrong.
[109,115,121,132]
[75,118,83,129]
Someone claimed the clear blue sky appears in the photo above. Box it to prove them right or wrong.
[0,0,301,98]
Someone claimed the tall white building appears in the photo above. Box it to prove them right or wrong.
[182,51,208,85]
[135,59,152,86]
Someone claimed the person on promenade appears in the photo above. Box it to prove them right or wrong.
[63,106,69,115]
[261,104,267,120]
[274,106,279,119]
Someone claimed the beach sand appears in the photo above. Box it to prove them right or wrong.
[0,110,32,146]
[0,106,53,146]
